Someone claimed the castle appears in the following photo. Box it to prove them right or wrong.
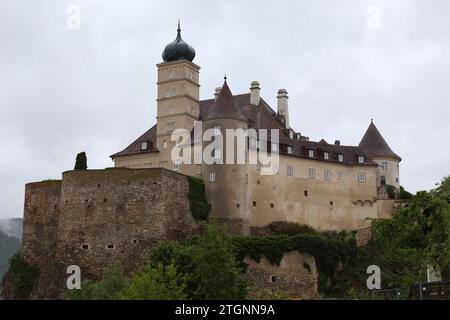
[111,23,402,232]
[2,24,404,299]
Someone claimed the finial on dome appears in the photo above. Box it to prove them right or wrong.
[224,74,227,82]
[162,20,196,62]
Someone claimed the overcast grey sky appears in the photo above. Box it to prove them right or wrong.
[0,0,449,219]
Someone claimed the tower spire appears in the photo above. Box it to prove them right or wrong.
[177,19,181,32]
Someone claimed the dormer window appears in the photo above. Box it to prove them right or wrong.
[287,146,293,155]
[358,156,365,164]
[141,142,148,150]
[324,152,329,160]
[308,150,314,158]
[338,154,344,162]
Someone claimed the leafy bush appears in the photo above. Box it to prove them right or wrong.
[186,176,208,220]
[120,262,187,300]
[386,185,396,199]
[68,263,126,300]
[8,253,39,299]
[151,223,247,299]
[266,221,317,236]
[399,186,414,200]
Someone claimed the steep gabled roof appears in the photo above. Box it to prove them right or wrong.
[202,80,247,122]
[110,124,158,158]
[359,121,401,161]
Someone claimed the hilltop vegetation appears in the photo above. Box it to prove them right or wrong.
[0,231,21,285]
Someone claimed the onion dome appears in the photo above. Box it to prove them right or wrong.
[359,120,401,161]
[203,78,247,122]
[162,20,196,62]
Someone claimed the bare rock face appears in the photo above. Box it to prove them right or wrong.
[244,251,318,300]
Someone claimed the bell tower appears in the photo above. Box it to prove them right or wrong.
[156,21,201,168]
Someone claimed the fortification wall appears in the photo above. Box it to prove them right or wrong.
[55,168,198,277]
[22,180,61,267]
[244,251,318,299]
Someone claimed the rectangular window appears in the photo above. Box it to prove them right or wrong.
[324,152,329,160]
[358,172,366,183]
[308,150,314,158]
[308,168,316,179]
[381,176,386,186]
[270,203,275,208]
[358,155,365,163]
[167,122,175,133]
[381,162,388,171]
[287,146,293,155]
[304,190,308,197]
[209,172,216,182]
[324,170,331,181]
[338,154,344,162]
[253,201,257,207]
[173,162,180,172]
[338,171,345,182]
[287,166,294,177]
[141,142,148,150]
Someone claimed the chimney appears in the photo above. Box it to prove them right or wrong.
[250,81,261,105]
[277,89,289,129]
[334,140,341,146]
[214,87,221,100]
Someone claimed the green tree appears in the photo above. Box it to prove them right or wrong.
[74,152,87,170]
[68,263,125,300]
[150,223,247,299]
[190,223,246,299]
[120,262,187,300]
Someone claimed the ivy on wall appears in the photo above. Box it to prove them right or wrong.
[8,253,40,299]
[232,231,356,292]
[186,176,208,220]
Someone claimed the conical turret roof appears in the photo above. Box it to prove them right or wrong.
[203,79,247,122]
[359,120,401,161]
